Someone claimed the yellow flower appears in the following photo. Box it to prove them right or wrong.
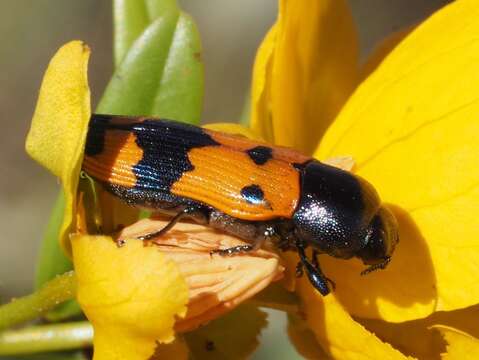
[240,0,479,357]
[25,0,479,357]
[26,41,283,359]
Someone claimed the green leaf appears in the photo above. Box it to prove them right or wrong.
[113,0,181,68]
[113,0,149,67]
[145,0,179,21]
[98,8,203,123]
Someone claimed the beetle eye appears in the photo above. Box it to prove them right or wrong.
[357,206,398,266]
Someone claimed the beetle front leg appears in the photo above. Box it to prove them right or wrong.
[296,241,331,296]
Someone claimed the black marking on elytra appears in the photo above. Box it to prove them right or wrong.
[246,146,273,165]
[132,119,219,194]
[86,115,220,200]
[240,184,265,205]
[85,114,113,156]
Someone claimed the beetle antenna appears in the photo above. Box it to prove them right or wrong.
[360,256,391,276]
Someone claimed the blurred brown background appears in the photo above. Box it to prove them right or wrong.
[0,0,449,301]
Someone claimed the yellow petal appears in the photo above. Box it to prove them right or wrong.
[72,234,188,360]
[296,276,408,359]
[250,25,277,143]
[203,122,264,141]
[315,0,479,319]
[26,41,91,254]
[251,0,359,154]
[434,326,479,360]
[358,304,479,359]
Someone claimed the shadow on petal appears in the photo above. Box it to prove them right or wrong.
[357,303,479,359]
[185,304,267,359]
[322,204,436,321]
[287,312,331,359]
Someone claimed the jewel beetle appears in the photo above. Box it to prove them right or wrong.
[82,114,399,295]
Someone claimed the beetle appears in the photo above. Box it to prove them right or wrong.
[82,114,399,295]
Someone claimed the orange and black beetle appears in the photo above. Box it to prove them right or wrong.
[83,114,399,295]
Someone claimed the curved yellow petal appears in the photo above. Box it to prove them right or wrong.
[26,41,91,254]
[250,25,277,143]
[296,277,408,359]
[316,0,479,320]
[203,122,264,141]
[72,235,188,360]
[434,326,479,360]
[251,0,359,154]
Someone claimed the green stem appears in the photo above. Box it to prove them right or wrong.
[0,321,92,355]
[0,271,76,330]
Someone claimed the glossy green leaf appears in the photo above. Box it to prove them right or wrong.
[99,5,203,123]
[113,0,149,67]
[114,0,181,67]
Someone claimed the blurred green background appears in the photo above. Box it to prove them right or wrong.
[0,0,449,357]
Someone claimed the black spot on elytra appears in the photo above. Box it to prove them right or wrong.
[247,146,273,165]
[241,184,264,204]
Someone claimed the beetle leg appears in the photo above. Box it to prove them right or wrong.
[312,249,319,268]
[210,225,276,256]
[311,249,336,290]
[210,244,256,256]
[295,261,304,277]
[211,235,267,256]
[296,241,331,296]
[136,206,197,241]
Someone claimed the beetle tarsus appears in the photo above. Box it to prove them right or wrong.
[210,244,255,256]
[116,238,127,248]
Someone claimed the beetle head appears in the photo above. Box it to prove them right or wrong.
[293,160,398,266]
[356,206,398,273]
